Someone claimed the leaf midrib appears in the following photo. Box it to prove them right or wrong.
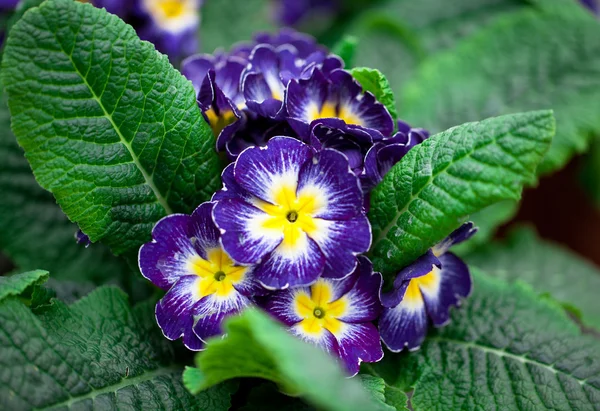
[431,336,592,387]
[56,18,173,215]
[35,365,182,410]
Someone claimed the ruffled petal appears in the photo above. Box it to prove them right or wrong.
[378,290,429,352]
[285,69,329,137]
[335,322,383,376]
[139,214,196,290]
[181,54,215,95]
[213,198,283,264]
[310,215,372,279]
[254,233,325,289]
[233,137,312,204]
[420,252,472,327]
[297,148,364,220]
[155,276,204,350]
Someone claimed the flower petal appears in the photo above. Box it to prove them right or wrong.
[139,214,196,290]
[380,250,440,308]
[433,222,478,256]
[233,137,312,204]
[336,322,383,376]
[181,54,215,95]
[262,287,306,326]
[336,256,382,323]
[254,232,325,289]
[290,323,340,356]
[155,276,204,350]
[378,290,429,352]
[310,215,372,279]
[286,69,329,137]
[188,202,221,260]
[212,163,249,202]
[297,148,364,220]
[192,292,253,342]
[420,252,472,327]
[213,198,283,264]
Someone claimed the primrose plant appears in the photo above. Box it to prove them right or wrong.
[7,1,598,410]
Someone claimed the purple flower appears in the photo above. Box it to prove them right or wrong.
[253,29,327,60]
[134,0,201,63]
[361,121,430,193]
[263,256,383,376]
[212,137,371,290]
[75,229,91,248]
[378,222,477,352]
[138,202,262,350]
[580,0,599,14]
[286,68,394,142]
[182,54,246,150]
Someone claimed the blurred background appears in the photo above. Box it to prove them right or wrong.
[0,0,598,283]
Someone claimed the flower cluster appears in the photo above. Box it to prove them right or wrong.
[139,29,475,376]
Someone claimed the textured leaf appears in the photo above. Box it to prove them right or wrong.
[184,308,383,411]
[360,374,409,411]
[200,0,276,52]
[1,0,221,254]
[465,226,600,330]
[0,286,235,410]
[402,9,600,175]
[367,269,600,410]
[350,67,398,121]
[0,269,48,302]
[0,91,130,282]
[369,111,554,276]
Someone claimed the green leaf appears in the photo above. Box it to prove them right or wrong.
[332,35,358,68]
[368,269,600,409]
[1,0,221,255]
[350,67,398,121]
[402,9,600,175]
[0,91,130,283]
[200,0,277,52]
[0,269,48,302]
[465,226,600,330]
[369,111,554,276]
[360,374,409,411]
[184,308,383,411]
[0,286,235,410]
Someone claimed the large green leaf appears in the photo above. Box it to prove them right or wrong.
[0,285,236,410]
[465,226,600,330]
[1,0,221,255]
[368,111,554,276]
[200,0,276,53]
[0,91,130,282]
[402,9,600,175]
[366,269,600,409]
[183,308,383,411]
[0,269,48,302]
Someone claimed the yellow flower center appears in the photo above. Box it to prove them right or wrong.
[308,101,363,126]
[188,247,247,299]
[254,181,325,250]
[294,280,348,336]
[204,108,237,138]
